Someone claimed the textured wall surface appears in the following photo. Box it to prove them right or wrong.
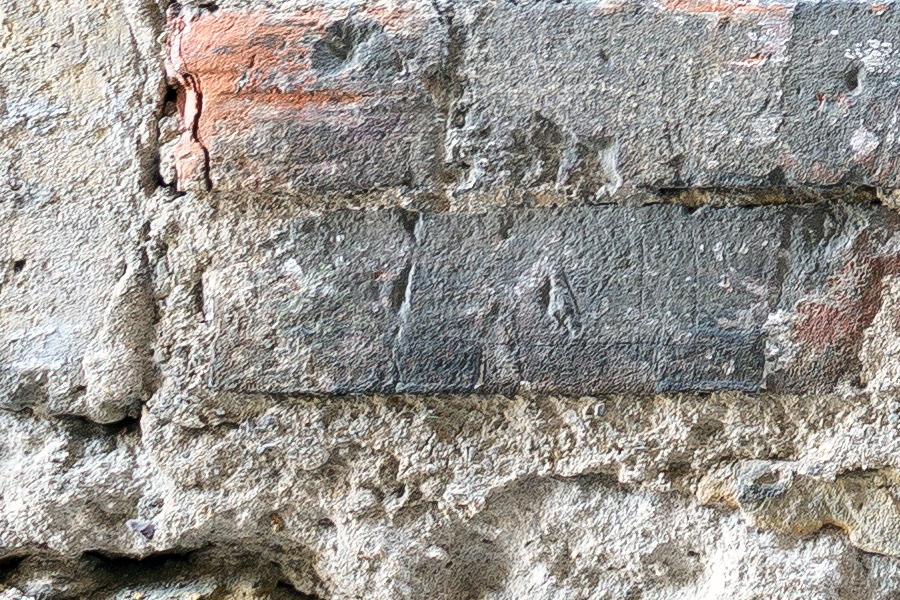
[6,0,900,598]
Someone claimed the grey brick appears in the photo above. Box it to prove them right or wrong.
[450,0,900,196]
[397,206,784,393]
[207,210,414,393]
[784,2,900,186]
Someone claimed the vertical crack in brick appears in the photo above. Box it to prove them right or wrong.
[397,208,422,243]
[390,260,416,391]
[768,208,794,311]
[428,0,466,193]
[539,270,583,340]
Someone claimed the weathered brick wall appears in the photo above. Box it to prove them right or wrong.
[5,0,900,598]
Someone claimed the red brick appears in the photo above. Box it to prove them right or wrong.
[165,3,444,193]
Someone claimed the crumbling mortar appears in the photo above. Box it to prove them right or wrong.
[164,4,212,192]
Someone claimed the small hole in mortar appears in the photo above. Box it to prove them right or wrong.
[12,259,25,274]
[164,85,178,105]
[162,85,179,117]
[845,64,862,93]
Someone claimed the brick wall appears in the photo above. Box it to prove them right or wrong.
[4,0,900,598]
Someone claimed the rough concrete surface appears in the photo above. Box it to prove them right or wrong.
[9,0,900,598]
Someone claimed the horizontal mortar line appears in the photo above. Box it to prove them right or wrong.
[171,188,886,212]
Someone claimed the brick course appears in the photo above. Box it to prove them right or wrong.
[167,1,900,195]
[207,202,900,395]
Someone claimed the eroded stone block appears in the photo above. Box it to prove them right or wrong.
[396,206,782,393]
[0,0,163,422]
[785,1,900,186]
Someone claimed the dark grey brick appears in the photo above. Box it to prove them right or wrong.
[450,0,900,195]
[784,2,900,186]
[397,206,784,393]
[171,1,900,196]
